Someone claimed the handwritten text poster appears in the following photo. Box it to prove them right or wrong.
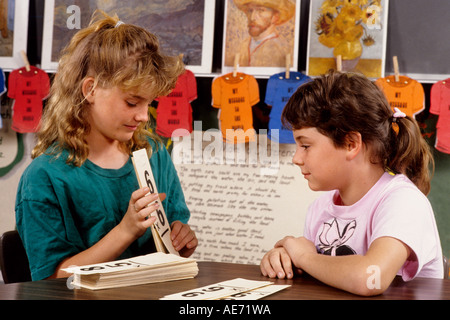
[173,133,322,265]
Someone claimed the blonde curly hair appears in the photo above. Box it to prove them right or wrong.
[33,10,184,166]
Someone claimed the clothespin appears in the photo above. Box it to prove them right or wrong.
[233,53,240,77]
[20,50,31,72]
[336,55,342,72]
[285,53,290,79]
[393,56,400,82]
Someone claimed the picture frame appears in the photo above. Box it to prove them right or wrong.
[222,0,301,77]
[306,0,389,79]
[41,0,215,74]
[0,0,29,71]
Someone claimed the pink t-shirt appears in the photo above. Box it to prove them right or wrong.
[304,172,443,280]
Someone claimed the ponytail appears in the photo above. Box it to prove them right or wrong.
[282,70,434,196]
[387,114,434,195]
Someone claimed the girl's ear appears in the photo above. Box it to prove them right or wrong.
[82,77,96,103]
[345,132,362,161]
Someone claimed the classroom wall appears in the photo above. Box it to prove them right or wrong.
[1,0,449,259]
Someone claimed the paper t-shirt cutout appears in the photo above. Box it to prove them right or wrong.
[430,79,450,154]
[7,66,50,133]
[0,68,6,129]
[375,75,424,118]
[156,70,197,138]
[265,72,311,144]
[212,72,259,143]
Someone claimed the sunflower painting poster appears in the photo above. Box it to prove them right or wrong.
[306,0,388,78]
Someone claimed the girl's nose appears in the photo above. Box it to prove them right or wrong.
[292,148,304,166]
[135,105,149,123]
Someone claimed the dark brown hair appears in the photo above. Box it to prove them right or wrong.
[282,70,434,195]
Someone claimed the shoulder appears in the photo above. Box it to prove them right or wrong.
[17,153,68,205]
[22,151,71,180]
[370,173,435,235]
[148,137,167,159]
[378,173,430,208]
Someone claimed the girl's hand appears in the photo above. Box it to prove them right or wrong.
[275,236,317,268]
[170,221,198,257]
[260,247,300,279]
[119,187,161,239]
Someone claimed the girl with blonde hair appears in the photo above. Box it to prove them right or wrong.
[16,11,197,280]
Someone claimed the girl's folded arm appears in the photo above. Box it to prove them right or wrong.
[283,236,410,296]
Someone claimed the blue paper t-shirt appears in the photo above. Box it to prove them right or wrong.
[265,72,311,144]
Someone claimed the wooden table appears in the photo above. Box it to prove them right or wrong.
[1,261,449,301]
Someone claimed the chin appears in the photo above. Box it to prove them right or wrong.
[307,181,325,192]
[115,134,134,143]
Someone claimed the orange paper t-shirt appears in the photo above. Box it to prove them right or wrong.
[212,73,259,143]
[375,75,424,118]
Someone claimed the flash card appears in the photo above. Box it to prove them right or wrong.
[132,148,178,255]
[160,278,283,300]
[218,284,291,300]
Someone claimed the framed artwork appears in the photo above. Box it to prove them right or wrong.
[41,0,215,74]
[306,0,389,79]
[0,0,29,71]
[222,0,301,77]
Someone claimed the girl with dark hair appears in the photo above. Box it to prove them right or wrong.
[260,71,443,296]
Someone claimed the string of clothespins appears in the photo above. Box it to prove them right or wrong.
[233,53,292,79]
[336,54,405,84]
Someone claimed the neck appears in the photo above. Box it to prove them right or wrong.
[85,133,129,169]
[338,164,385,206]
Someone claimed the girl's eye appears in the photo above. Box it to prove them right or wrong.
[126,101,137,107]
[302,145,310,150]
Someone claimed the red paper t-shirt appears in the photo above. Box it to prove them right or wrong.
[156,70,197,138]
[8,66,50,133]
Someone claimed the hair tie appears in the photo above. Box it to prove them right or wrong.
[392,107,406,123]
[115,21,125,28]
